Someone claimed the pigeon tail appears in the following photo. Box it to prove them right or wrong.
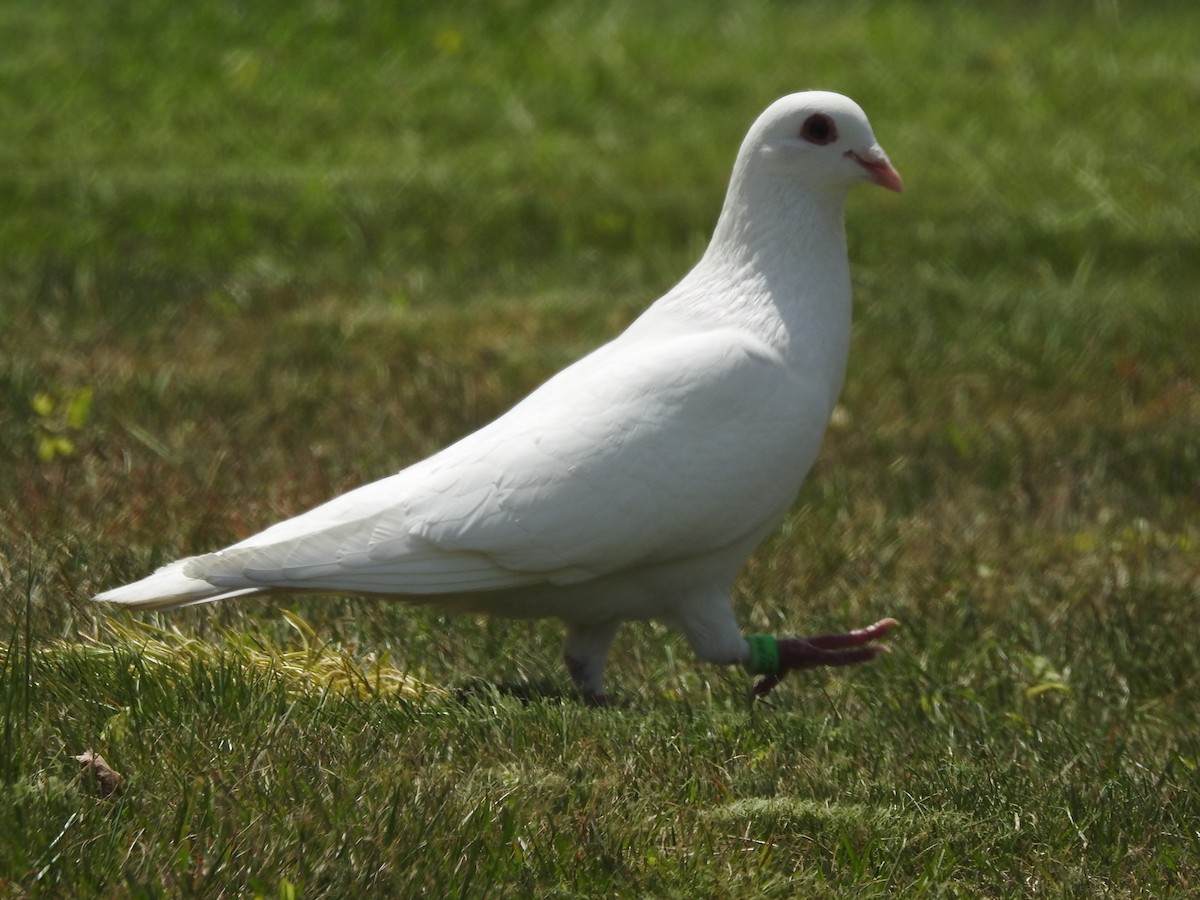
[93,560,262,610]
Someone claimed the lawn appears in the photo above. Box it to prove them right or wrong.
[2,0,1198,895]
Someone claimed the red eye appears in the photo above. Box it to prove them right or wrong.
[799,113,837,145]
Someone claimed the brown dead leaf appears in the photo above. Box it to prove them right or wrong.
[74,750,126,798]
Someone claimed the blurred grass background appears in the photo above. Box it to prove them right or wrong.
[1,0,1198,895]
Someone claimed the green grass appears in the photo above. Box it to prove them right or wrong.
[2,0,1199,895]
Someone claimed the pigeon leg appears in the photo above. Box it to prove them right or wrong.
[675,591,759,668]
[563,620,621,705]
[751,618,900,698]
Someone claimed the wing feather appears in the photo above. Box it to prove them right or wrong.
[183,327,830,599]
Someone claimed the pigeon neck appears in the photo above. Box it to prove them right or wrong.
[683,172,854,354]
[636,168,856,412]
[704,167,850,278]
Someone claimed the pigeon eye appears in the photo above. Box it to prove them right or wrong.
[799,113,837,145]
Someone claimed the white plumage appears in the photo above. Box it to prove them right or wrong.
[96,91,904,701]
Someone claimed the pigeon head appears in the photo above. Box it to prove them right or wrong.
[740,91,903,194]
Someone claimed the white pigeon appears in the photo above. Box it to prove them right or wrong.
[96,91,903,702]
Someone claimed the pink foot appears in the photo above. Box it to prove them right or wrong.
[752,617,900,699]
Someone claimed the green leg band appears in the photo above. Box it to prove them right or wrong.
[746,634,780,675]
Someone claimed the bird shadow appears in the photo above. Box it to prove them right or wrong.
[453,677,572,706]
[453,677,625,708]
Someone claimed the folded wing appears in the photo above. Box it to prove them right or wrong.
[172,328,827,599]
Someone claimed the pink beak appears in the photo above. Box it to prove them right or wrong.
[848,147,904,193]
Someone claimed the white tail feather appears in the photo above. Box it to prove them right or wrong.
[93,559,263,610]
